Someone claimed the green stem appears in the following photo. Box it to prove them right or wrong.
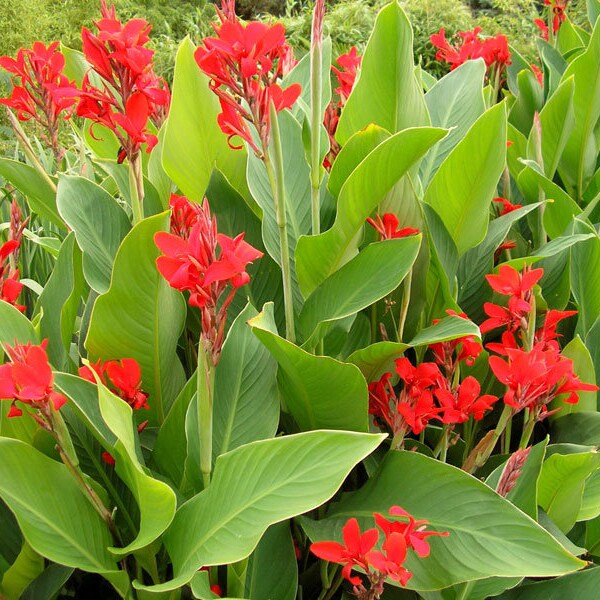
[581,189,600,221]
[397,269,413,342]
[6,108,56,193]
[502,413,513,454]
[519,409,536,449]
[129,152,144,225]
[198,336,215,488]
[309,18,323,236]
[264,103,296,342]
[370,303,378,344]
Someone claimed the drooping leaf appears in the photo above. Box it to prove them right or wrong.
[0,541,43,600]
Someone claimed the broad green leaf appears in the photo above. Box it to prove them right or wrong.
[96,379,177,556]
[298,236,421,344]
[245,523,297,600]
[579,470,600,521]
[301,451,585,591]
[190,571,223,599]
[250,304,368,432]
[499,567,600,599]
[425,102,507,255]
[38,233,85,371]
[148,127,171,208]
[86,213,187,425]
[0,158,61,227]
[0,438,118,573]
[589,0,600,26]
[296,127,447,296]
[246,110,311,311]
[538,450,600,532]
[0,499,21,578]
[558,21,600,200]
[571,220,600,336]
[0,302,37,346]
[549,336,597,417]
[20,564,73,600]
[0,542,43,600]
[213,304,279,458]
[134,430,385,593]
[56,174,130,294]
[527,77,575,179]
[508,69,544,137]
[348,315,481,381]
[162,38,249,205]
[336,1,429,145]
[421,59,486,186]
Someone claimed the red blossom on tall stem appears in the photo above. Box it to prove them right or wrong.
[76,0,170,162]
[366,213,419,241]
[0,340,67,420]
[0,239,25,313]
[0,41,78,161]
[155,196,262,364]
[493,197,523,216]
[310,507,447,598]
[194,1,301,155]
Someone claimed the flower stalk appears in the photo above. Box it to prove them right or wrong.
[198,335,216,488]
[129,151,145,225]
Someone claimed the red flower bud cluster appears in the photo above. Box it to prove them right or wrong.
[0,41,78,158]
[493,197,523,216]
[366,213,419,241]
[194,1,300,155]
[0,240,25,313]
[155,195,263,364]
[0,340,67,419]
[310,506,448,597]
[323,46,362,169]
[77,1,170,162]
[430,27,511,74]
[483,265,597,420]
[534,1,568,41]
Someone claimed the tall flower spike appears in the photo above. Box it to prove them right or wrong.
[194,1,301,155]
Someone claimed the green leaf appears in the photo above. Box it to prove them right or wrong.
[0,158,61,227]
[85,212,187,425]
[348,315,481,381]
[538,450,600,532]
[296,126,447,296]
[336,1,428,145]
[96,378,177,556]
[558,21,600,199]
[508,69,544,137]
[20,564,73,600]
[0,542,43,600]
[579,469,600,521]
[498,566,600,599]
[421,59,486,186]
[528,77,575,179]
[301,451,585,591]
[589,0,600,26]
[0,302,37,347]
[250,304,368,432]
[0,438,118,573]
[245,523,297,600]
[298,236,421,344]
[425,102,507,255]
[213,304,279,458]
[162,37,249,204]
[552,412,600,445]
[56,174,131,294]
[135,430,385,593]
[38,233,85,370]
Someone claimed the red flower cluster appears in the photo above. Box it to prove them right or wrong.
[0,240,25,312]
[76,1,170,161]
[324,46,362,169]
[155,196,263,363]
[0,340,67,419]
[430,27,511,74]
[482,265,597,420]
[310,507,447,597]
[194,1,300,154]
[534,1,568,41]
[493,197,523,216]
[79,357,149,411]
[366,213,419,241]
[0,41,78,158]
[430,310,482,373]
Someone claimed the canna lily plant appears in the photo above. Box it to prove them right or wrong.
[1,0,600,598]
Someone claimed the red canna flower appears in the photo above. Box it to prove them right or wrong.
[366,213,420,241]
[493,197,523,216]
[0,240,25,313]
[0,340,67,419]
[365,532,412,585]
[310,518,378,586]
[0,41,78,160]
[79,357,149,411]
[194,1,300,155]
[155,196,262,364]
[76,1,170,162]
[435,376,498,424]
[545,0,568,34]
[531,64,544,86]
